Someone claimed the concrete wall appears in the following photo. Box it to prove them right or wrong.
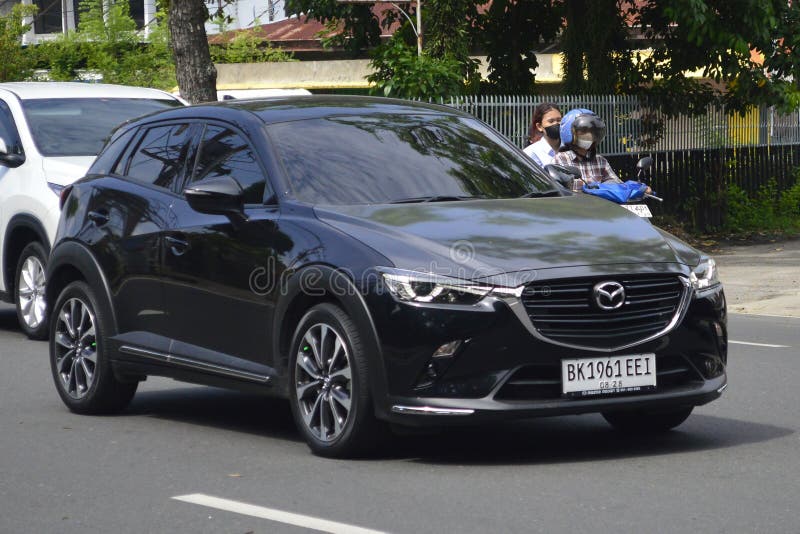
[215,54,565,90]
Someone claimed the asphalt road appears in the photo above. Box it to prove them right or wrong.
[1,303,798,534]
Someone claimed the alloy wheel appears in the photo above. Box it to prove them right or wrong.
[54,298,98,400]
[17,256,46,329]
[294,323,353,442]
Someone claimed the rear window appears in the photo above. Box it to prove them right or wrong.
[22,98,182,157]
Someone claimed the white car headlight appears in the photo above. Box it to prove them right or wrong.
[381,270,493,306]
[689,258,719,290]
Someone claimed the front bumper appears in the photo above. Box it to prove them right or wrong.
[366,277,727,426]
[386,375,726,426]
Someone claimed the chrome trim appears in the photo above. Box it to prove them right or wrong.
[119,345,271,384]
[693,282,723,299]
[502,276,694,353]
[391,405,475,416]
[717,383,728,394]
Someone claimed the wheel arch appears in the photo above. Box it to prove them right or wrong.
[46,240,118,336]
[273,265,388,410]
[3,214,50,298]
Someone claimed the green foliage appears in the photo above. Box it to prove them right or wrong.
[32,0,176,90]
[0,4,38,82]
[367,38,464,100]
[632,0,800,114]
[722,178,800,233]
[34,31,87,81]
[210,26,295,64]
[480,0,561,93]
[562,0,634,94]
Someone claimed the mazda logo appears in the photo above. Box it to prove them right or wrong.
[593,281,626,310]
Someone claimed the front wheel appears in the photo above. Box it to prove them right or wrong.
[15,241,49,339]
[602,406,693,433]
[288,303,387,457]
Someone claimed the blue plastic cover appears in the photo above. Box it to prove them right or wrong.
[582,180,649,203]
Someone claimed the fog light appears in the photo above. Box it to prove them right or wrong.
[433,340,462,359]
[702,355,724,378]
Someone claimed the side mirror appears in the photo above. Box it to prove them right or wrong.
[184,175,246,221]
[636,156,653,171]
[545,163,582,189]
[0,138,24,169]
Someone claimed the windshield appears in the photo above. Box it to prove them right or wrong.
[268,114,555,205]
[22,98,182,157]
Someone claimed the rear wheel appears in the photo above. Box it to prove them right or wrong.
[602,406,693,433]
[49,281,137,414]
[288,303,386,457]
[15,241,49,339]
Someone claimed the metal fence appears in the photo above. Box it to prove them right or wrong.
[434,94,800,155]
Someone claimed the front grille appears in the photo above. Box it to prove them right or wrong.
[494,354,702,401]
[522,274,686,350]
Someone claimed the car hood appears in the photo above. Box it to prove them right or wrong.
[41,156,95,186]
[314,195,702,284]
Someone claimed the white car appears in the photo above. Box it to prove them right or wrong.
[0,82,183,338]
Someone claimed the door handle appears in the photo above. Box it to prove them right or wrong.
[87,210,109,226]
[165,235,190,256]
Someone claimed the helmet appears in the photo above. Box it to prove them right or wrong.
[559,108,607,151]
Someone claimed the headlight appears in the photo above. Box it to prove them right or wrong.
[381,270,493,306]
[690,258,719,290]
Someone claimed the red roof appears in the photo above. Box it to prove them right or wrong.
[209,5,398,52]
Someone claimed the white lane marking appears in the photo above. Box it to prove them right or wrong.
[729,340,790,348]
[172,493,388,534]
[729,312,800,319]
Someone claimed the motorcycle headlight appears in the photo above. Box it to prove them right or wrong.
[381,270,493,306]
[689,258,719,290]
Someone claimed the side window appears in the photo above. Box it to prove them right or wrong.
[0,100,23,154]
[88,128,138,176]
[124,123,194,190]
[190,125,267,204]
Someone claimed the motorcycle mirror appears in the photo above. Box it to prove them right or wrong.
[544,164,581,189]
[636,156,653,171]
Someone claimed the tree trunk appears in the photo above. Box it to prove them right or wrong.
[168,0,216,104]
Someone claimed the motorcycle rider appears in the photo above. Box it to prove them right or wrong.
[552,108,622,186]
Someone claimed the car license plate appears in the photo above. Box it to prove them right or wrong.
[562,354,656,397]
[621,203,652,217]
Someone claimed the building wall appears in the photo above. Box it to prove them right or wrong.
[205,0,287,35]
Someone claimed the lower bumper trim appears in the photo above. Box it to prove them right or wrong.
[391,405,475,416]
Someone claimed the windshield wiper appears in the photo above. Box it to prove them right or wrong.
[518,189,562,198]
[389,195,486,204]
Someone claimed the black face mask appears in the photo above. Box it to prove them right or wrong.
[544,124,561,141]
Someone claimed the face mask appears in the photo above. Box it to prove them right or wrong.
[575,134,594,150]
[544,124,561,140]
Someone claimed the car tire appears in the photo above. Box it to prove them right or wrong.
[288,303,387,458]
[15,241,49,340]
[602,406,694,433]
[49,281,137,414]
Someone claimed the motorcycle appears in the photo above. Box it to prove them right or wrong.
[545,156,662,219]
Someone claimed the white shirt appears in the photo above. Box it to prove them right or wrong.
[523,137,557,167]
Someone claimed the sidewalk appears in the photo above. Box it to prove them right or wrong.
[713,238,800,317]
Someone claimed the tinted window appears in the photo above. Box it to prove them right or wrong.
[268,114,554,205]
[190,125,266,204]
[88,128,138,176]
[21,98,182,157]
[125,123,194,190]
[0,101,23,155]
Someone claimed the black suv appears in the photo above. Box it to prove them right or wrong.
[46,97,727,457]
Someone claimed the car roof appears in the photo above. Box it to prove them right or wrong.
[127,95,472,126]
[0,82,179,101]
